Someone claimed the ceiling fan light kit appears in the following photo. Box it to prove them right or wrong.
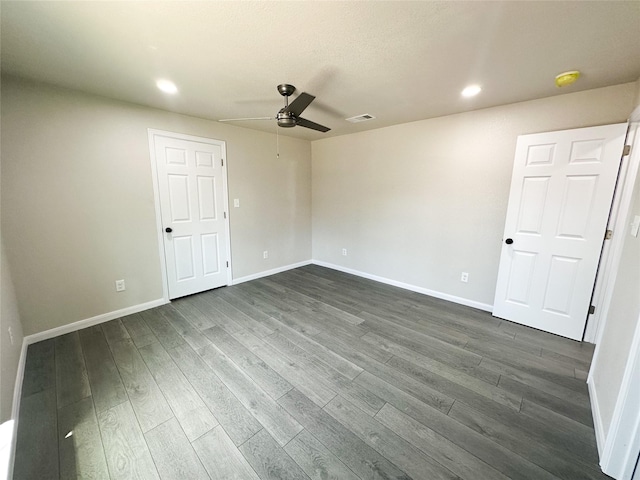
[220,84,331,133]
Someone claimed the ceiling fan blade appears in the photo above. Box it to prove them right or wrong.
[284,92,315,116]
[219,117,274,122]
[296,117,331,133]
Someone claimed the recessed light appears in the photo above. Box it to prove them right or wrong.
[156,79,178,94]
[461,85,482,98]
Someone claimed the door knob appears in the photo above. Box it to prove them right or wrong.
[165,227,173,233]
[505,238,514,245]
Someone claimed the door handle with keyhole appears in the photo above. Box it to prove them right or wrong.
[505,238,514,245]
[165,227,173,233]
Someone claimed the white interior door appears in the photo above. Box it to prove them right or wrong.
[493,123,628,340]
[151,131,230,299]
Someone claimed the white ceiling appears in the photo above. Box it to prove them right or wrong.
[2,1,639,140]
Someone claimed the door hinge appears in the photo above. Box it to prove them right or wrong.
[224,212,227,219]
[622,145,631,156]
[605,229,613,240]
[589,305,596,315]
[221,158,224,166]
[226,261,229,268]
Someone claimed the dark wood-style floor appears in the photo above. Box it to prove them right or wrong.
[14,265,605,479]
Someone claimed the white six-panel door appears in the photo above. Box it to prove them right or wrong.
[493,123,627,340]
[151,131,230,299]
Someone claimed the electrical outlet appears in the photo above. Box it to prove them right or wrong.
[342,248,347,256]
[115,279,126,292]
[263,250,268,259]
[8,327,14,346]
[461,272,469,283]
[234,198,240,208]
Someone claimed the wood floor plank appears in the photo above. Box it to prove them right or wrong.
[55,331,91,408]
[497,374,593,427]
[252,278,369,338]
[450,394,598,468]
[448,400,607,480]
[387,355,522,412]
[192,426,260,480]
[324,396,459,480]
[353,371,557,480]
[101,318,132,345]
[138,341,218,441]
[21,339,55,397]
[229,286,322,336]
[361,311,483,371]
[316,329,455,414]
[269,272,363,315]
[231,329,337,407]
[58,396,109,479]
[79,325,128,413]
[122,312,158,348]
[278,389,411,480]
[265,331,385,416]
[201,291,275,337]
[168,343,262,445]
[520,398,598,454]
[361,332,506,395]
[480,357,591,409]
[374,403,509,480]
[215,287,282,329]
[13,388,59,480]
[161,304,211,350]
[202,325,293,400]
[239,428,311,480]
[139,307,186,349]
[284,429,360,480]
[108,338,174,433]
[465,338,577,384]
[272,322,364,380]
[198,343,303,446]
[498,320,595,363]
[171,295,220,331]
[98,401,160,480]
[260,277,364,326]
[145,417,209,479]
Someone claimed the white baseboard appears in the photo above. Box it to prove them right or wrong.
[231,260,313,285]
[312,260,493,312]
[588,376,606,458]
[23,297,169,345]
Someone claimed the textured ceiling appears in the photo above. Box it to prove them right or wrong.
[2,1,639,140]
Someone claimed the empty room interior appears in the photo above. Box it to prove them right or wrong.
[2,2,640,479]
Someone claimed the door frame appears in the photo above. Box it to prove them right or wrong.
[585,121,636,343]
[147,129,233,301]
[588,107,640,479]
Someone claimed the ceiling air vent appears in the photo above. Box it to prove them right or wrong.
[345,114,376,123]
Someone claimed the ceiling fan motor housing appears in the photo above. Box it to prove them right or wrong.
[277,110,297,127]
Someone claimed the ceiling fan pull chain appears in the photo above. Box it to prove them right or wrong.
[276,124,280,158]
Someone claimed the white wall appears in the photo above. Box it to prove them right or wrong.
[1,76,311,335]
[0,238,23,422]
[312,83,636,307]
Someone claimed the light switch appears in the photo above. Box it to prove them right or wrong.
[234,198,240,208]
[631,215,640,238]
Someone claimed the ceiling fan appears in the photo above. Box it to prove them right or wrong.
[219,84,331,133]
